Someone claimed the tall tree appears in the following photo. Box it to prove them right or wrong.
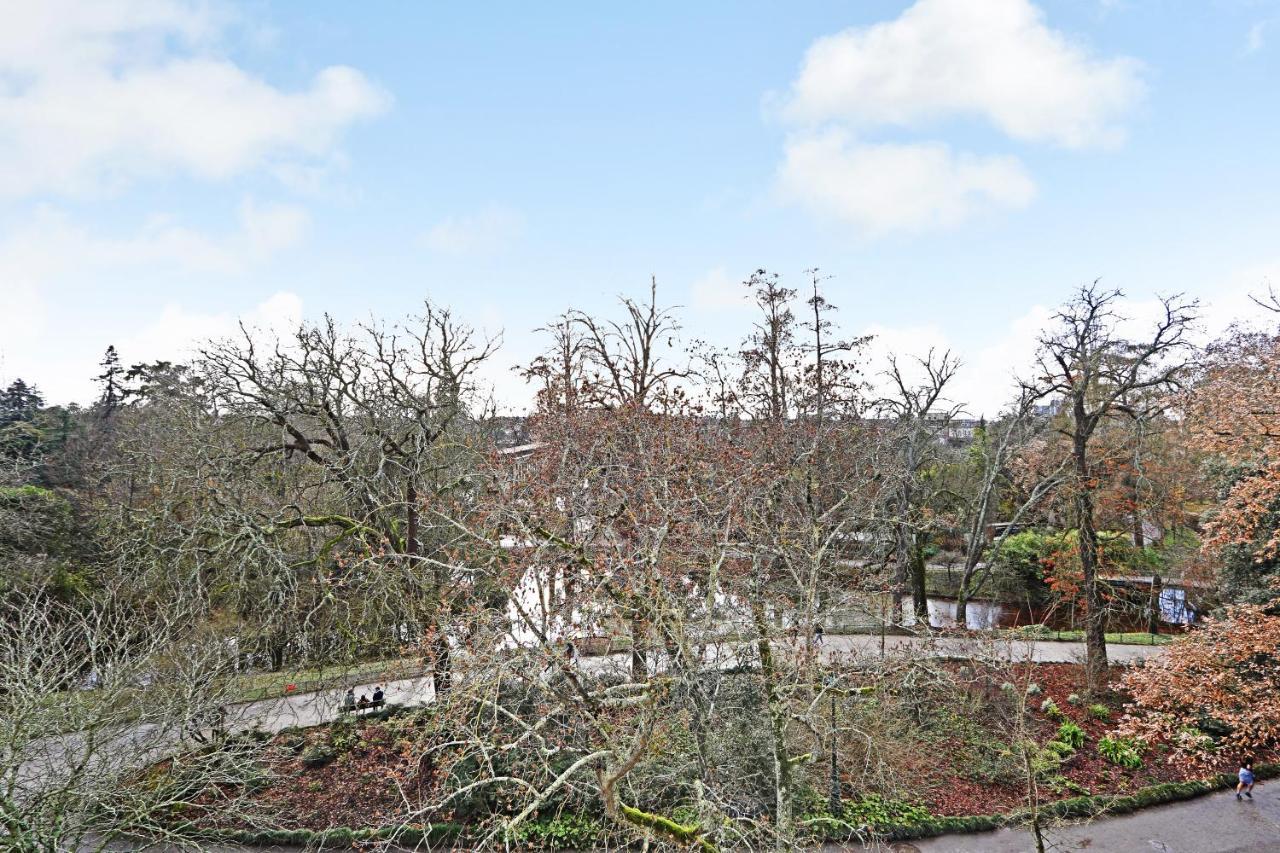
[1185,322,1280,605]
[739,270,798,421]
[876,349,961,624]
[953,394,1067,626]
[1025,284,1197,691]
[197,304,497,683]
[95,345,124,416]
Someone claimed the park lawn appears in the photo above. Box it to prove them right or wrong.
[1005,628,1175,646]
[227,655,424,703]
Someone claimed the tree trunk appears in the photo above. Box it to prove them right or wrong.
[431,627,451,694]
[910,542,929,626]
[751,599,792,851]
[1147,572,1162,636]
[406,478,419,557]
[954,586,969,629]
[1074,439,1109,692]
[630,615,647,681]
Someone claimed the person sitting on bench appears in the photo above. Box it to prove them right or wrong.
[372,686,385,707]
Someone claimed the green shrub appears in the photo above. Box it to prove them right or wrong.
[1066,692,1083,706]
[1086,703,1111,721]
[1040,698,1065,720]
[1098,736,1143,769]
[1026,683,1042,696]
[1044,740,1076,759]
[840,794,931,830]
[1056,720,1086,749]
[301,744,337,768]
[509,813,604,849]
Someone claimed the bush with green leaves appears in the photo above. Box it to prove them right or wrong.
[509,813,604,849]
[1044,740,1076,760]
[1086,703,1111,721]
[1056,720,1086,750]
[1040,698,1065,720]
[839,794,932,830]
[1098,736,1143,769]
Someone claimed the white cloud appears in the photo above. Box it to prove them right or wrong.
[422,205,526,255]
[690,267,751,311]
[782,0,1144,148]
[0,206,308,404]
[0,0,390,198]
[1245,20,1270,55]
[240,197,310,257]
[778,130,1035,234]
[122,291,303,372]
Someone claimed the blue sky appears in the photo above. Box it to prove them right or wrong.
[2,0,1277,414]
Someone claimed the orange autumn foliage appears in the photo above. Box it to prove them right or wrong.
[1116,601,1280,768]
[1187,329,1280,564]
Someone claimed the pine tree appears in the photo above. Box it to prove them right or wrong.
[96,346,124,415]
[0,378,43,426]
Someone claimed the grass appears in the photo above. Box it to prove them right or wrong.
[1006,627,1174,646]
[227,655,425,703]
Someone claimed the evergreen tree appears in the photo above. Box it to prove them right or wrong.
[96,346,124,415]
[0,378,43,426]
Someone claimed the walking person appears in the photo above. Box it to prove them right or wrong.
[372,685,385,706]
[341,688,356,713]
[813,623,825,648]
[1237,759,1256,800]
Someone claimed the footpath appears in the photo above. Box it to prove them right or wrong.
[223,633,1163,736]
[903,787,1280,853]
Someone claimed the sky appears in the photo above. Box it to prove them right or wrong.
[1,0,1277,416]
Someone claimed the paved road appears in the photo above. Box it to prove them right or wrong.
[902,787,1280,852]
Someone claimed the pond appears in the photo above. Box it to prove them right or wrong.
[902,585,1199,632]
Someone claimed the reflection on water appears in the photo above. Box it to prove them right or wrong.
[902,586,1199,631]
[901,597,1009,630]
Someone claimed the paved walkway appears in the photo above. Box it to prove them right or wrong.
[221,633,1163,736]
[817,633,1163,664]
[901,787,1280,852]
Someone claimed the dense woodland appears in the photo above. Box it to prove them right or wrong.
[4,274,1280,851]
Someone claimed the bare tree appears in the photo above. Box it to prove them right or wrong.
[1024,283,1197,691]
[953,394,1068,626]
[571,278,687,411]
[0,582,266,852]
[196,303,498,687]
[875,350,962,624]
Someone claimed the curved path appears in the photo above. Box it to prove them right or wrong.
[899,786,1280,853]
[224,634,1164,735]
[225,633,1163,736]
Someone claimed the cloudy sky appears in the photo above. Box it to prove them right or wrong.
[1,0,1277,415]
